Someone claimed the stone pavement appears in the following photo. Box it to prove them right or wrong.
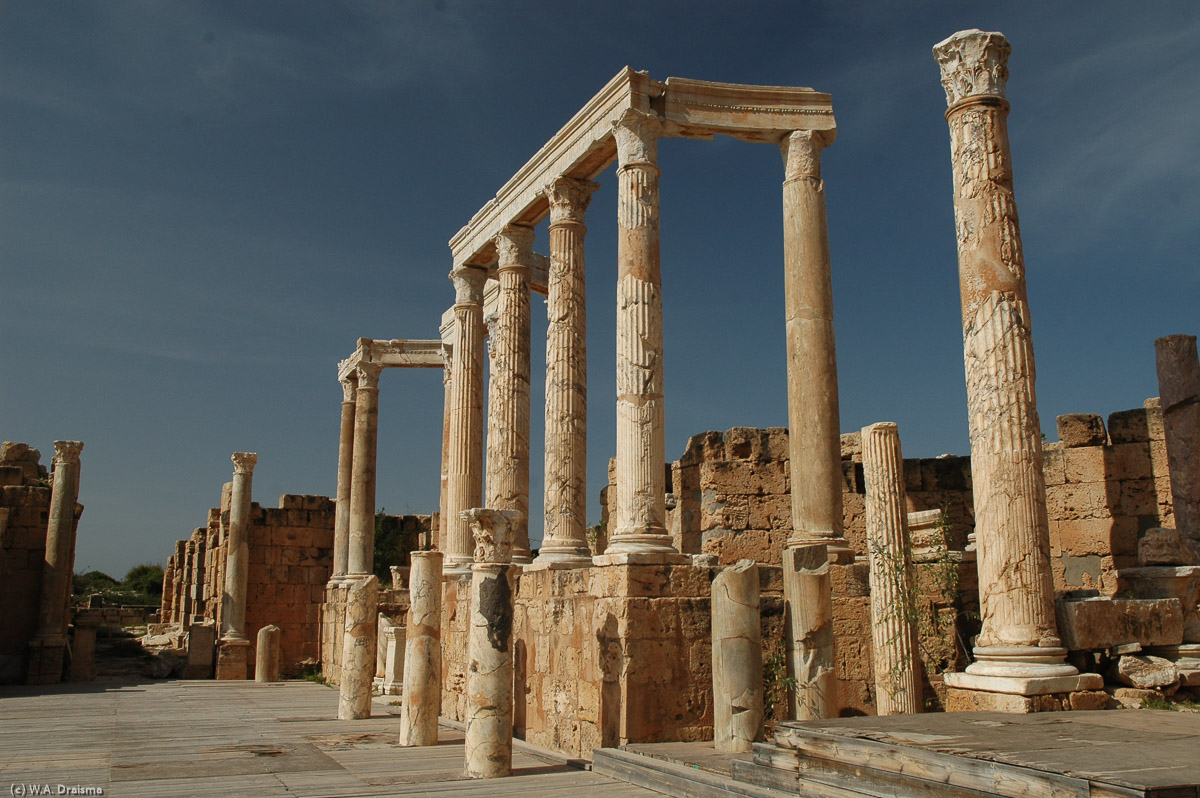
[0,678,658,797]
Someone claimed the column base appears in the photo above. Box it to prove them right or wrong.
[528,548,593,570]
[593,551,690,567]
[965,645,1079,679]
[945,670,1102,696]
[215,637,251,680]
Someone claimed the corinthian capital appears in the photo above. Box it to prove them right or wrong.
[340,373,357,402]
[450,266,486,306]
[545,177,599,225]
[355,362,382,390]
[495,225,535,271]
[780,130,824,181]
[461,507,520,564]
[933,29,1011,106]
[53,440,83,466]
[612,108,661,167]
[231,451,258,474]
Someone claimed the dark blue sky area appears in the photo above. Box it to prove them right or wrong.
[2,1,1196,575]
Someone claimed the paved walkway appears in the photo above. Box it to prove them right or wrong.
[0,678,660,798]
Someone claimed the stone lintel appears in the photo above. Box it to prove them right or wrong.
[943,671,1102,696]
[1119,566,1200,579]
[337,338,447,381]
[449,69,836,271]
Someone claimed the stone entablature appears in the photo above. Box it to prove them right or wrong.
[336,337,446,381]
[448,68,834,273]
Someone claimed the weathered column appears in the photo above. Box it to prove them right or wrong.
[161,556,175,622]
[216,451,256,680]
[399,550,443,746]
[333,373,357,581]
[779,128,841,719]
[602,108,682,562]
[783,543,835,719]
[68,609,101,682]
[536,177,599,566]
[27,441,83,685]
[781,129,851,564]
[439,337,453,551]
[934,30,1082,687]
[861,422,922,715]
[712,559,763,752]
[338,574,379,719]
[255,624,281,683]
[347,362,381,578]
[382,626,406,695]
[463,508,518,778]
[180,540,196,621]
[486,225,535,564]
[445,267,488,574]
[173,540,187,625]
[1156,335,1200,546]
[376,614,396,678]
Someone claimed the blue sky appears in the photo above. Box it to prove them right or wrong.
[2,1,1197,577]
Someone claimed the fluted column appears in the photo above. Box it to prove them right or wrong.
[486,225,534,564]
[861,423,922,715]
[333,373,357,581]
[347,362,380,578]
[1156,335,1200,547]
[779,129,840,719]
[446,267,488,573]
[27,440,83,684]
[781,129,851,564]
[603,108,682,562]
[934,30,1076,681]
[439,343,453,551]
[217,451,256,680]
[537,177,599,566]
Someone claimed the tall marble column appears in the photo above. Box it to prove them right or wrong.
[439,342,453,551]
[861,422,922,715]
[603,108,683,563]
[1156,335,1200,545]
[934,30,1080,685]
[779,129,841,719]
[537,177,599,566]
[333,373,357,581]
[217,451,256,680]
[462,508,518,778]
[173,540,187,625]
[26,440,83,685]
[780,129,851,564]
[400,550,443,747]
[347,363,380,578]
[446,267,488,573]
[486,225,535,564]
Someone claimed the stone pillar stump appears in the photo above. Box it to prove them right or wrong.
[255,624,281,683]
[400,550,444,747]
[712,559,763,752]
[338,575,379,720]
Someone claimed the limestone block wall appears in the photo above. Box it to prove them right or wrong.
[1045,402,1173,595]
[439,564,785,759]
[0,444,54,683]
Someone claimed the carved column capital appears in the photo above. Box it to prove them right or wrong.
[340,374,357,403]
[780,130,824,181]
[450,266,487,306]
[933,29,1011,106]
[462,507,520,564]
[612,108,661,167]
[355,362,382,390]
[52,440,83,466]
[495,224,535,273]
[545,177,599,226]
[231,451,258,475]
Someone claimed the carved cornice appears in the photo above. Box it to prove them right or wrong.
[780,130,823,181]
[495,224,536,271]
[613,107,661,167]
[52,440,83,466]
[545,177,599,225]
[231,451,258,475]
[355,362,382,390]
[450,266,487,306]
[933,29,1011,107]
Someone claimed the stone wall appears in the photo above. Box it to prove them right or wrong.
[438,564,785,759]
[0,444,55,683]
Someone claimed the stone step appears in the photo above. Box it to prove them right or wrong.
[592,746,806,798]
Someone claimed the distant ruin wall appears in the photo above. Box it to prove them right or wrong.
[0,445,53,684]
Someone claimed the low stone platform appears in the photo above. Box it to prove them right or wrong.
[0,679,657,797]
